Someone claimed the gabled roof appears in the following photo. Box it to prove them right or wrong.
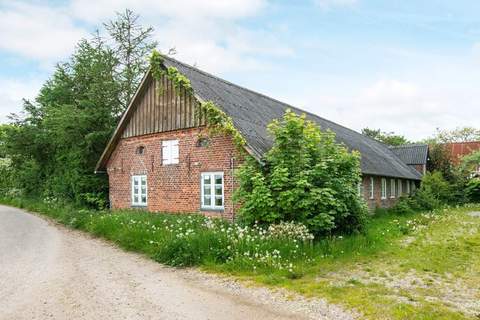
[96,55,422,180]
[389,144,429,165]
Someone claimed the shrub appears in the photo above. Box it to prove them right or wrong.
[465,178,480,203]
[236,109,368,236]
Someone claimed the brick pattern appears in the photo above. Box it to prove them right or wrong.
[107,127,242,219]
[107,127,416,217]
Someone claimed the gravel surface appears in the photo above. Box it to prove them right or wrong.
[0,205,355,320]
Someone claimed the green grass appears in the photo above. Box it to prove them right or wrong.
[1,197,479,319]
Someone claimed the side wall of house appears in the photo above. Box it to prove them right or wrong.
[361,175,418,210]
[107,127,242,219]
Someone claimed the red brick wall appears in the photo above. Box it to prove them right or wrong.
[107,127,416,217]
[106,127,242,219]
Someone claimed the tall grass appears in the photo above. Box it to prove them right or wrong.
[0,196,446,278]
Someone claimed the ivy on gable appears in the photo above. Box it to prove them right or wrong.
[149,50,246,152]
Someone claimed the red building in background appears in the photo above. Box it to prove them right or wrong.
[444,141,480,165]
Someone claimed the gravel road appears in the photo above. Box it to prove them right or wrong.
[0,205,355,320]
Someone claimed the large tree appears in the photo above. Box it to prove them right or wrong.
[104,9,157,111]
[361,128,410,146]
[3,10,157,207]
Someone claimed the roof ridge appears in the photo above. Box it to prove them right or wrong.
[162,55,377,142]
[389,143,428,149]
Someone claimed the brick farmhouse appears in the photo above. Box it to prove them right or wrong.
[96,56,422,219]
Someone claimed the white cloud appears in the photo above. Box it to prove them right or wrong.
[0,2,87,63]
[289,78,480,141]
[69,0,266,23]
[314,0,358,10]
[0,78,43,123]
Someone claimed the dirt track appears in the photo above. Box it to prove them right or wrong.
[0,205,353,320]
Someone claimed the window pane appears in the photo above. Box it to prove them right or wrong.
[215,196,223,206]
[134,187,139,194]
[203,186,211,195]
[204,196,211,206]
[134,196,139,203]
[215,175,222,185]
[215,185,222,196]
[203,175,211,185]
[141,196,147,203]
[141,187,146,195]
[134,178,139,186]
[141,177,146,185]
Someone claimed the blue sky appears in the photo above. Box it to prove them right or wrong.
[1,0,479,140]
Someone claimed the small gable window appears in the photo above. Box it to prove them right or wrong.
[136,146,145,155]
[196,137,210,148]
[162,140,179,165]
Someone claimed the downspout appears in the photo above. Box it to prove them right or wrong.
[231,156,235,222]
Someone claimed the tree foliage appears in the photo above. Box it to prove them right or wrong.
[104,9,157,110]
[361,128,409,146]
[1,11,156,208]
[236,110,367,236]
[424,127,480,144]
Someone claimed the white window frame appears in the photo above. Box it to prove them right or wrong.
[369,177,374,199]
[390,179,396,198]
[398,179,402,196]
[162,139,179,165]
[131,175,147,207]
[381,178,387,199]
[406,179,411,194]
[357,182,362,197]
[201,172,224,210]
[411,181,416,192]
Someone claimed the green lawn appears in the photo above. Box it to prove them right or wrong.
[206,206,480,320]
[2,197,479,319]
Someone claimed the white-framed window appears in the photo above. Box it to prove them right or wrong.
[131,175,147,206]
[381,178,387,199]
[201,172,224,210]
[370,177,374,199]
[357,182,363,197]
[406,179,411,194]
[411,181,416,192]
[398,179,402,196]
[162,140,179,165]
[390,179,396,198]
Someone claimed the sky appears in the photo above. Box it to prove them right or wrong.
[1,0,479,141]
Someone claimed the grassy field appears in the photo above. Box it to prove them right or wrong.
[208,205,480,320]
[1,197,479,319]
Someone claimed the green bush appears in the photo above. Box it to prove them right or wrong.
[235,109,368,236]
[465,178,480,202]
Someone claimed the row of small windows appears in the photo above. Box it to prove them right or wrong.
[359,177,416,200]
[130,172,224,210]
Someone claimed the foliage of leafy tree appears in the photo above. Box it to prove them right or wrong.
[431,127,480,143]
[104,9,157,110]
[460,150,480,175]
[236,110,367,236]
[361,128,409,146]
[2,11,156,208]
[427,143,455,182]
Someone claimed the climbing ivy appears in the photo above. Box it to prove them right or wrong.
[149,50,193,96]
[199,101,247,150]
[149,50,246,152]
